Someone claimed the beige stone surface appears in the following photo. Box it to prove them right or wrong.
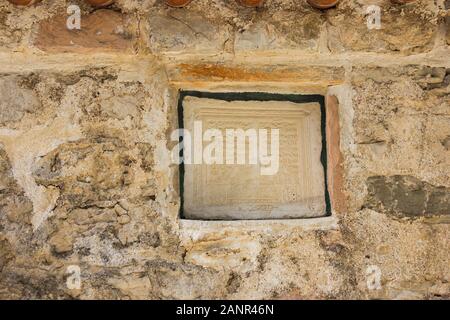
[146,9,231,55]
[0,76,41,125]
[234,10,324,53]
[182,97,325,220]
[0,0,448,300]
[327,0,439,54]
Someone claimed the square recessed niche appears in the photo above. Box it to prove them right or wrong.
[178,92,331,220]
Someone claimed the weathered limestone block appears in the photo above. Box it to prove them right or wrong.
[352,66,449,113]
[182,97,326,220]
[107,275,152,299]
[2,195,33,224]
[44,203,168,274]
[146,9,231,55]
[102,96,140,120]
[0,0,448,300]
[420,116,450,186]
[137,143,154,172]
[327,0,439,53]
[0,148,38,296]
[413,67,450,97]
[0,76,41,125]
[138,231,161,248]
[32,138,144,208]
[351,67,450,186]
[184,235,262,273]
[1,0,79,51]
[0,67,168,299]
[235,10,324,53]
[230,232,350,299]
[34,9,136,54]
[0,2,42,50]
[0,264,68,299]
[48,224,74,254]
[0,236,14,272]
[0,148,17,195]
[144,259,227,299]
[343,209,450,299]
[365,175,450,217]
[69,207,117,225]
[0,12,21,49]
[0,148,33,225]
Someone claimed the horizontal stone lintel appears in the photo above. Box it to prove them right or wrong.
[168,64,345,87]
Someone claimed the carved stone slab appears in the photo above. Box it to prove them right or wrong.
[182,96,326,220]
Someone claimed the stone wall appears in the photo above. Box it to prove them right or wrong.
[0,0,449,299]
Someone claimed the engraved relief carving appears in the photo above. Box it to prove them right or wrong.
[183,97,325,220]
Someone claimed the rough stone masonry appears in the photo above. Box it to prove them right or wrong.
[0,0,449,299]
